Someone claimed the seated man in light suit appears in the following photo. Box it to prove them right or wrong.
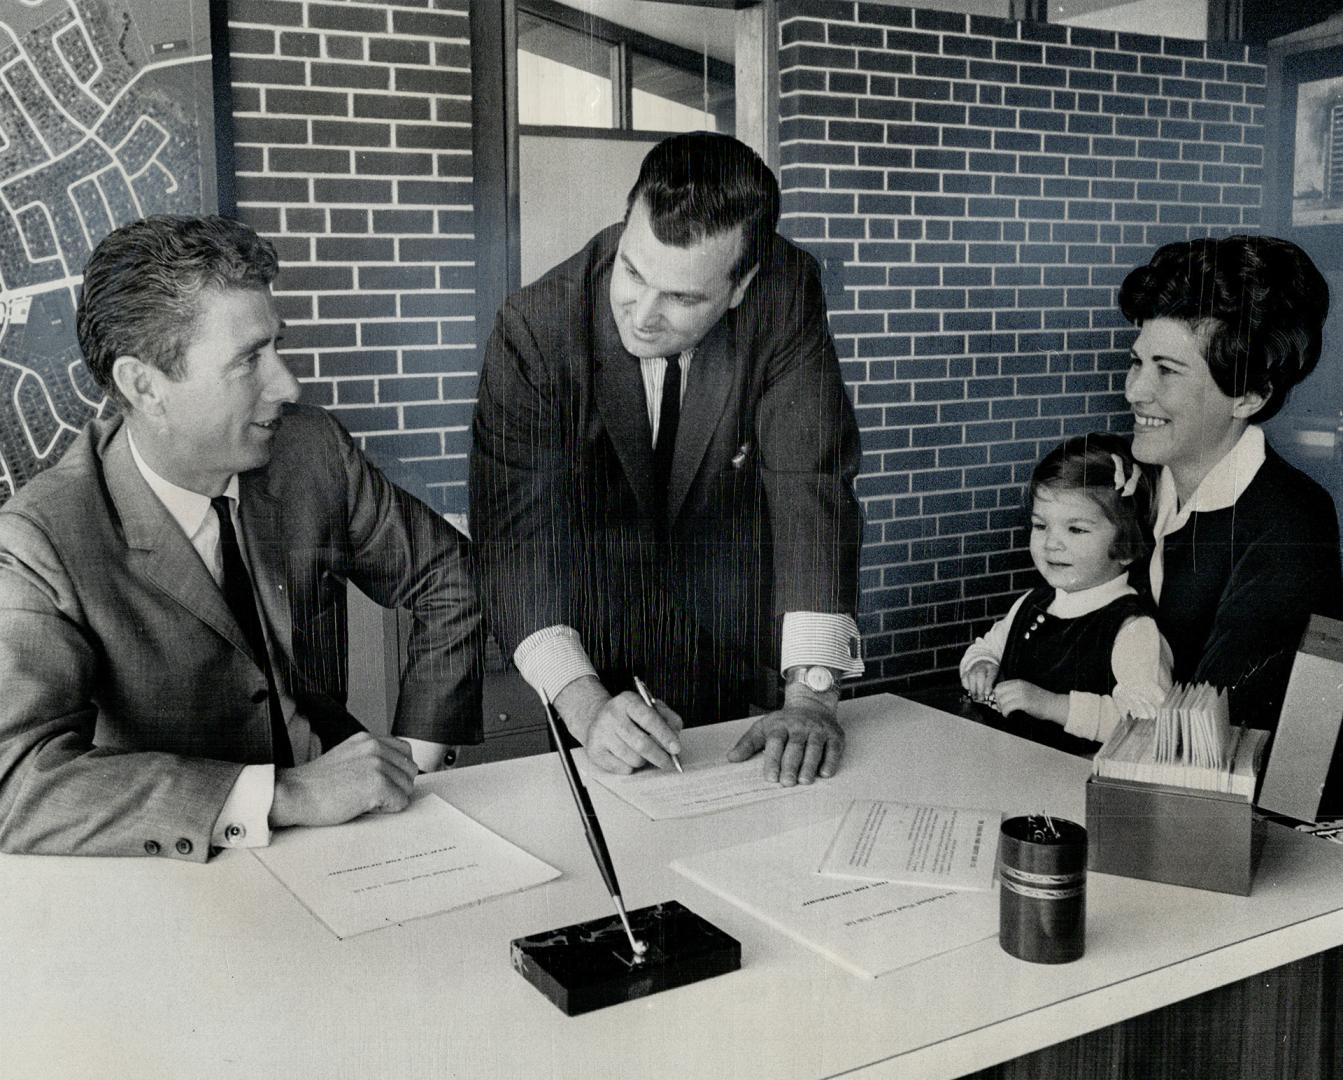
[0,215,483,861]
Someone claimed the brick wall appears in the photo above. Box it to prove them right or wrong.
[228,0,473,514]
[776,1,1266,690]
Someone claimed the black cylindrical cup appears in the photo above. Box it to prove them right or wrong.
[998,816,1086,964]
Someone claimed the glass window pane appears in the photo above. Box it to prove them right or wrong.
[1053,0,1206,40]
[518,12,614,128]
[630,51,733,134]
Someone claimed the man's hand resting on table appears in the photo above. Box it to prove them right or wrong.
[555,675,684,774]
[728,682,844,786]
[270,732,419,827]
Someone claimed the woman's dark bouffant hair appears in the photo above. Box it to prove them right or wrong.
[1029,432,1156,566]
[1118,234,1329,422]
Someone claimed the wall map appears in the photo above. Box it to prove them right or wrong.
[0,0,220,503]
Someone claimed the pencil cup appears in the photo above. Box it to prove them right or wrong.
[997,816,1087,964]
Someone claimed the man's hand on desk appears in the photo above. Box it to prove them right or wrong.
[728,682,844,786]
[554,675,684,774]
[270,732,419,827]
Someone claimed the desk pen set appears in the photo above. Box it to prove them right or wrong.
[510,701,740,1016]
[1087,615,1343,895]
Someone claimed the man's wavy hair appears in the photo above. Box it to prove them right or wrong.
[77,215,279,407]
[1028,432,1156,566]
[624,131,780,284]
[1118,234,1329,421]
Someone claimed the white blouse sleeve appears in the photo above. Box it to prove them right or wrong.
[1064,615,1173,744]
[959,593,1028,681]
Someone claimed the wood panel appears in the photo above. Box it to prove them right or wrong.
[968,946,1343,1079]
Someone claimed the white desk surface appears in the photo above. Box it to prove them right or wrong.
[5,694,1343,1080]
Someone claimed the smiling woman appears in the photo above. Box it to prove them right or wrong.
[1118,235,1343,740]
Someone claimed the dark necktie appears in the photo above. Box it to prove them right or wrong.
[210,496,293,768]
[652,353,682,501]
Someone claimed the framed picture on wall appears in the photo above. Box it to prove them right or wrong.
[1265,18,1343,266]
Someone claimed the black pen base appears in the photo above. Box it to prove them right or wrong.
[510,900,740,1016]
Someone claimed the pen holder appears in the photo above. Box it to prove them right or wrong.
[998,816,1086,964]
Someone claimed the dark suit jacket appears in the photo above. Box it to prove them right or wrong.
[0,404,483,860]
[470,225,862,723]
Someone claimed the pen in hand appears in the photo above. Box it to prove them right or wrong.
[633,675,683,774]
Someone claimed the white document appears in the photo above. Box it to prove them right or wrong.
[589,757,817,820]
[253,793,560,939]
[672,819,999,979]
[818,800,1000,892]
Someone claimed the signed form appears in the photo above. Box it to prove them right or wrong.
[254,793,559,938]
[589,758,817,820]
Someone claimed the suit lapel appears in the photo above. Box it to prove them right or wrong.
[593,278,659,520]
[103,426,252,659]
[667,317,733,524]
[238,471,294,669]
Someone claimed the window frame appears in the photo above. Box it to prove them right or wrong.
[517,0,734,138]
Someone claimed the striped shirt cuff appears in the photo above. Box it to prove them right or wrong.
[780,612,864,679]
[513,625,599,705]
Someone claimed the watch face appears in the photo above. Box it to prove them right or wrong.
[804,667,835,692]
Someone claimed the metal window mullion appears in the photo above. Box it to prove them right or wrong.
[611,40,631,130]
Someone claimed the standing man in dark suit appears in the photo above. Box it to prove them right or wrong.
[0,215,483,860]
[471,132,863,785]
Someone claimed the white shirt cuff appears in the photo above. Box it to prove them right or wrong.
[403,737,453,772]
[513,625,599,704]
[211,764,275,849]
[780,612,864,679]
[1064,691,1108,743]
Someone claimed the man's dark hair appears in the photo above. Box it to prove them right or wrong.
[1118,234,1329,422]
[76,215,279,407]
[1028,432,1155,566]
[624,131,780,284]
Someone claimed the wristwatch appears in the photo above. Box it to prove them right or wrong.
[785,665,838,694]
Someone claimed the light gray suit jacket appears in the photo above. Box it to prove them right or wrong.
[0,404,482,861]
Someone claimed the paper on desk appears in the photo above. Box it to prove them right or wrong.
[818,800,1000,892]
[672,819,999,979]
[253,793,560,939]
[589,757,817,819]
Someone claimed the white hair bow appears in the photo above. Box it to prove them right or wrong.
[1111,453,1140,497]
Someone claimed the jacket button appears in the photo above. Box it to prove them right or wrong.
[144,840,161,855]
[251,688,268,704]
[175,838,193,856]
[224,823,246,843]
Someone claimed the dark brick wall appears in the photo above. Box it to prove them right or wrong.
[228,0,473,514]
[776,2,1266,690]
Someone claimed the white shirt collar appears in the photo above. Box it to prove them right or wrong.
[127,429,239,539]
[1048,571,1136,618]
[1154,424,1266,540]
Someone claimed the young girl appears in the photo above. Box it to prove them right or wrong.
[960,432,1172,749]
